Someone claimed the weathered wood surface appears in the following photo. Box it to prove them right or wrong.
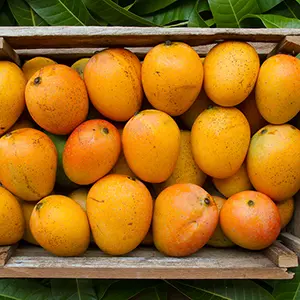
[0,245,293,279]
[16,42,277,62]
[0,27,300,49]
[268,36,300,57]
[263,241,298,268]
[0,244,18,267]
[0,38,20,65]
[281,232,300,257]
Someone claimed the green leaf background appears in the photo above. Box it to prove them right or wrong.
[0,0,298,27]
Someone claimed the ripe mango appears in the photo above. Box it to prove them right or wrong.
[0,128,57,201]
[204,41,259,107]
[123,110,180,183]
[191,106,250,179]
[247,124,300,201]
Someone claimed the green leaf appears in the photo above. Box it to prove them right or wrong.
[256,0,283,12]
[138,283,169,300]
[0,2,17,25]
[82,0,156,26]
[0,0,5,10]
[25,0,102,25]
[144,0,195,26]
[94,280,119,300]
[0,279,52,300]
[167,280,275,300]
[130,0,179,15]
[273,267,300,300]
[279,0,300,19]
[199,0,210,11]
[51,279,97,300]
[102,280,161,300]
[8,0,47,26]
[208,0,261,28]
[297,54,300,59]
[188,0,208,27]
[242,14,300,28]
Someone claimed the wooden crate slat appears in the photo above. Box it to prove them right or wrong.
[280,233,300,257]
[1,27,300,49]
[268,36,300,57]
[0,244,18,267]
[263,241,298,268]
[0,245,293,279]
[0,38,20,65]
[16,42,277,62]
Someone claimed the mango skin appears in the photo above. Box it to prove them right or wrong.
[21,200,39,245]
[154,131,206,194]
[142,41,203,116]
[238,91,267,136]
[68,188,89,211]
[191,106,251,179]
[123,109,180,183]
[22,57,57,82]
[207,196,235,248]
[0,61,26,136]
[256,54,300,124]
[204,41,260,107]
[84,49,143,121]
[213,162,252,198]
[0,187,25,245]
[180,89,213,130]
[247,124,300,202]
[63,119,121,185]
[71,58,89,79]
[153,183,218,257]
[25,64,89,135]
[87,174,153,255]
[30,195,90,256]
[0,128,57,201]
[276,197,294,229]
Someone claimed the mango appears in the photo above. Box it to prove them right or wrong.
[191,106,250,179]
[142,41,203,116]
[87,174,153,255]
[0,128,57,201]
[122,110,180,183]
[204,41,259,107]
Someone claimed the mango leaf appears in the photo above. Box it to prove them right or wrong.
[0,2,17,25]
[51,279,97,300]
[8,0,48,26]
[256,0,283,12]
[94,280,119,300]
[25,0,103,25]
[199,0,210,11]
[144,0,195,26]
[208,0,261,28]
[83,0,156,26]
[138,284,169,300]
[167,280,275,300]
[130,0,179,15]
[297,54,300,59]
[205,18,215,26]
[242,14,300,28]
[268,1,298,18]
[102,280,161,300]
[0,279,53,300]
[188,0,208,27]
[273,267,300,300]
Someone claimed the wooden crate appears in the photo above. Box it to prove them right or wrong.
[0,27,300,279]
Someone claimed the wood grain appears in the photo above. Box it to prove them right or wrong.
[281,232,300,257]
[0,245,293,279]
[268,36,300,57]
[0,27,299,49]
[263,241,298,268]
[16,42,277,63]
[0,244,18,267]
[0,38,20,65]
